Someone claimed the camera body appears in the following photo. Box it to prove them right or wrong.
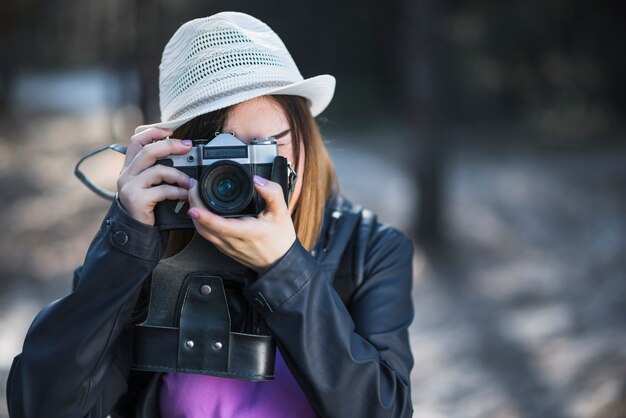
[154,132,290,230]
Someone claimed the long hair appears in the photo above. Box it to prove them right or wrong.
[163,95,337,256]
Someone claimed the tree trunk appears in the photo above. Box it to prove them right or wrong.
[136,0,162,124]
[401,0,444,246]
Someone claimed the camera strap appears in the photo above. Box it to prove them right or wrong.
[287,162,298,200]
[74,143,127,201]
[131,232,276,381]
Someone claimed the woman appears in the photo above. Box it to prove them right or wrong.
[7,12,414,418]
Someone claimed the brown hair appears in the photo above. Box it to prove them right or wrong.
[164,95,336,256]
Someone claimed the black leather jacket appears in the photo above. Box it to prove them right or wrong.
[7,195,414,418]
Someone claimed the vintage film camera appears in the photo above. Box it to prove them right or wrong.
[154,132,295,230]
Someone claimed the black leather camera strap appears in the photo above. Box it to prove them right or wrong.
[74,143,127,200]
[131,233,275,380]
[132,276,275,380]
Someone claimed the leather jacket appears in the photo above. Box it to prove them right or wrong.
[7,195,414,418]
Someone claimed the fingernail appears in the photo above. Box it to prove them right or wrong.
[189,178,196,189]
[187,209,200,219]
[253,175,268,186]
[181,139,193,146]
[161,127,174,133]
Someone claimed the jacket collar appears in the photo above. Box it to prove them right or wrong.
[312,194,362,267]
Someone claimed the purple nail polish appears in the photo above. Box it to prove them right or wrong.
[187,209,200,219]
[189,178,197,189]
[182,139,193,146]
[253,175,268,186]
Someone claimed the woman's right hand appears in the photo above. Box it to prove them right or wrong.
[117,127,193,225]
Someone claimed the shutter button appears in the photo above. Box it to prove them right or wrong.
[113,230,129,246]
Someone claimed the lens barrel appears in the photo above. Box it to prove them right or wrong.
[200,161,252,215]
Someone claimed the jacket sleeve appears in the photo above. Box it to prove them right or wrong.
[242,224,414,418]
[6,199,162,418]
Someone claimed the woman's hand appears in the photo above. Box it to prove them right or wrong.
[117,127,193,225]
[187,175,297,273]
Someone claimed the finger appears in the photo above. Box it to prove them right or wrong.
[192,224,227,247]
[126,137,193,176]
[134,164,191,189]
[252,175,288,217]
[190,228,255,270]
[124,127,173,169]
[142,184,189,205]
[187,182,247,238]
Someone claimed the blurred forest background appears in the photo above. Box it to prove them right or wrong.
[1,1,625,417]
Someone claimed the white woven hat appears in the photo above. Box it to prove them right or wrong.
[135,12,336,134]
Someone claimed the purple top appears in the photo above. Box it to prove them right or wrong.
[160,349,317,418]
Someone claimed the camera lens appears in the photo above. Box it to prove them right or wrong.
[215,177,238,201]
[200,161,252,215]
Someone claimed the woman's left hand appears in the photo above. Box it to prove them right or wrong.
[187,175,297,273]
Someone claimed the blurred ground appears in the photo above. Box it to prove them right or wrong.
[1,111,625,418]
[410,145,626,418]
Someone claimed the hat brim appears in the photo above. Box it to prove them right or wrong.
[134,74,335,134]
